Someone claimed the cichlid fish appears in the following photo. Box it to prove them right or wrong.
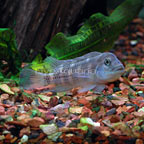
[20,52,124,93]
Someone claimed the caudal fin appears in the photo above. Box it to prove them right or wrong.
[19,68,46,90]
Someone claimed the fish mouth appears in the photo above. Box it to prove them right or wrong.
[112,65,124,72]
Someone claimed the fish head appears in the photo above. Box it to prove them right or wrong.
[96,52,125,83]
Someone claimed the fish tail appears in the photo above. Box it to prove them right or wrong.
[20,68,47,90]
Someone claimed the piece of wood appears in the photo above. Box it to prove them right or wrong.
[0,0,86,60]
[0,0,107,61]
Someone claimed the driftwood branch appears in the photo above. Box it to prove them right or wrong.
[0,0,107,61]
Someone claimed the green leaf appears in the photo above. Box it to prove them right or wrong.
[0,72,4,81]
[0,83,14,95]
[92,106,100,112]
[10,75,19,84]
[0,28,21,74]
[78,125,88,131]
[32,54,43,64]
[45,0,143,60]
[80,117,100,127]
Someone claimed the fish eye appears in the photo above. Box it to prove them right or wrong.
[104,58,111,66]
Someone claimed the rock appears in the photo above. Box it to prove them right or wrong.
[78,98,89,105]
[19,127,31,137]
[0,106,5,115]
[27,117,45,128]
[56,120,65,128]
[128,69,138,80]
[0,84,14,95]
[80,117,100,127]
[48,132,62,142]
[130,40,138,46]
[40,124,58,135]
[45,112,55,120]
[50,102,70,112]
[69,106,83,114]
[106,108,116,116]
[20,135,29,143]
[101,101,112,107]
[0,94,9,101]
[0,135,5,141]
[11,87,20,93]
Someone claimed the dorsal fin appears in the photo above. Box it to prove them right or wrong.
[45,51,102,66]
[67,51,101,63]
[74,51,101,59]
[30,57,66,73]
[44,56,64,69]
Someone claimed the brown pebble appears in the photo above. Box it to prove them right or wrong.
[11,87,20,93]
[0,106,5,115]
[27,117,45,128]
[128,69,138,80]
[135,139,143,144]
[0,93,9,101]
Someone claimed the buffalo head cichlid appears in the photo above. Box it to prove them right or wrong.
[20,52,124,93]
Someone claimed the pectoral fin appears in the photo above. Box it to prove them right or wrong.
[52,85,74,92]
[92,84,105,92]
[78,84,96,93]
